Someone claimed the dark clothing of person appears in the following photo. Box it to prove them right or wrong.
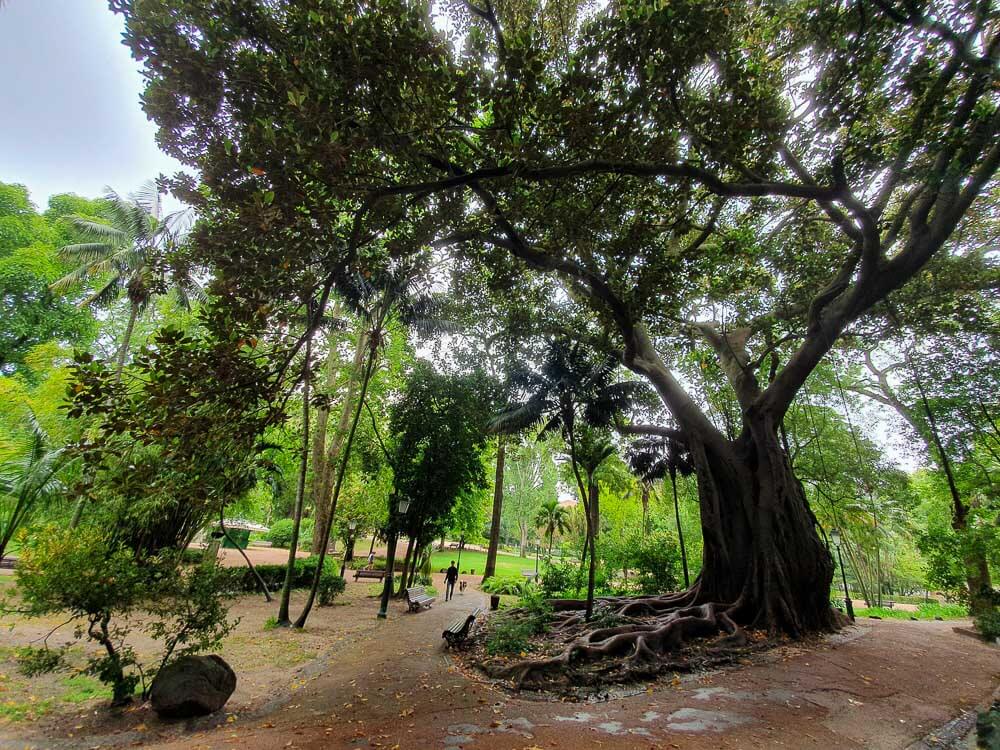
[445,564,459,601]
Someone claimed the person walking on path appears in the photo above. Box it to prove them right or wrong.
[367,550,376,569]
[445,561,459,601]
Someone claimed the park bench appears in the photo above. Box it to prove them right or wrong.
[521,569,538,580]
[442,607,483,648]
[405,585,435,612]
[354,569,385,582]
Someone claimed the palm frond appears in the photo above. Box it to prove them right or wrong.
[64,217,128,246]
[84,276,126,308]
[492,398,548,435]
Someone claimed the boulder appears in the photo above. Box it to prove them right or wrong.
[150,655,236,719]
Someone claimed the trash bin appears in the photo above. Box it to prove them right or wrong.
[221,529,251,549]
[490,594,500,610]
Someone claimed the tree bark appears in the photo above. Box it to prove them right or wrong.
[114,302,140,382]
[482,436,506,582]
[277,333,311,625]
[679,416,835,635]
[586,473,598,620]
[640,483,650,538]
[518,521,528,558]
[293,339,378,629]
[670,471,690,589]
[310,330,369,555]
[396,535,415,597]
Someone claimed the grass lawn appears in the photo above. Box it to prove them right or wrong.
[428,548,537,578]
[850,603,968,620]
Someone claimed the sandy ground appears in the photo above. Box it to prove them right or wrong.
[1,568,997,750]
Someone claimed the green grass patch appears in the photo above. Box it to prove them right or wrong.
[428,548,536,578]
[853,602,968,620]
[0,696,53,722]
[60,674,105,704]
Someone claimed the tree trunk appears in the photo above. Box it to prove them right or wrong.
[396,536,415,597]
[114,302,140,382]
[518,521,528,558]
[589,476,600,542]
[483,436,505,582]
[686,416,836,635]
[670,471,690,589]
[640,483,650,538]
[585,474,598,620]
[293,340,377,629]
[310,330,369,555]
[277,333,311,625]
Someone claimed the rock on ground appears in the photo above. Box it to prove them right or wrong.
[150,655,236,719]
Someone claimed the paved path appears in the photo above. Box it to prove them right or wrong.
[135,582,998,750]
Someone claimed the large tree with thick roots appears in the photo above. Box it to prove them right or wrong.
[115,0,999,681]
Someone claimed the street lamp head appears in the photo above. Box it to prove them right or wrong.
[397,498,411,515]
[348,520,358,532]
[830,527,841,546]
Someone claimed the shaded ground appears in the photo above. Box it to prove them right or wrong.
[1,567,997,749]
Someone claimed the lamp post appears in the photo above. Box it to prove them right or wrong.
[340,520,358,579]
[456,535,465,572]
[534,538,540,576]
[377,497,410,619]
[830,528,855,621]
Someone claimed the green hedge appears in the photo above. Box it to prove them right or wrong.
[266,518,315,549]
[221,555,345,605]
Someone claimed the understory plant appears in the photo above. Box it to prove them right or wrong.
[220,554,345,604]
[481,574,525,595]
[484,583,552,656]
[10,525,236,705]
[974,609,1000,641]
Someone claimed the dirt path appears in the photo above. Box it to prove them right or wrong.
[3,572,997,750]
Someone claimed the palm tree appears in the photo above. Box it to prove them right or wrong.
[0,409,70,562]
[50,184,202,380]
[627,435,694,588]
[495,339,639,619]
[534,498,569,560]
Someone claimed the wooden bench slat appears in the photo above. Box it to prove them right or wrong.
[442,607,484,648]
[405,585,435,612]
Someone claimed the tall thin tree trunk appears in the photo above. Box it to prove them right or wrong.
[670,471,690,589]
[913,375,994,615]
[305,338,336,548]
[585,474,598,620]
[114,302,140,382]
[277,333,311,625]
[219,510,271,602]
[482,436,506,582]
[640,483,650,538]
[294,342,377,628]
[311,330,369,555]
[518,521,528,558]
[396,536,415,597]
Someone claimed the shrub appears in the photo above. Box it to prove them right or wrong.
[266,518,314,549]
[14,526,236,705]
[632,531,681,595]
[481,575,525,595]
[220,555,345,606]
[485,616,535,655]
[540,561,575,597]
[975,609,1000,640]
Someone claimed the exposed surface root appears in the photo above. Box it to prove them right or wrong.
[475,597,762,691]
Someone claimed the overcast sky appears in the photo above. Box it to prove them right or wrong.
[0,1,186,210]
